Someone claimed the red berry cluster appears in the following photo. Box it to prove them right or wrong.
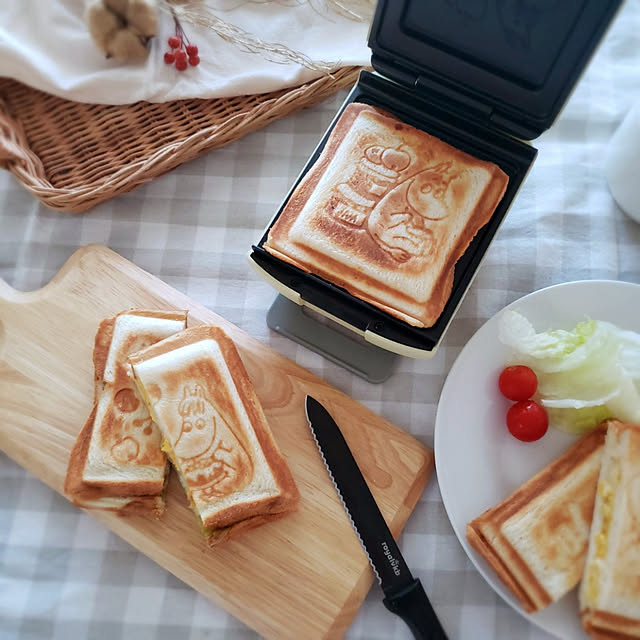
[164,17,199,71]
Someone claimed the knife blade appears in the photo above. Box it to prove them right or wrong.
[305,395,448,640]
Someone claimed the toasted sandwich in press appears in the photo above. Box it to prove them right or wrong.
[466,423,608,613]
[264,102,509,328]
[64,309,187,514]
[579,420,640,639]
[128,325,299,545]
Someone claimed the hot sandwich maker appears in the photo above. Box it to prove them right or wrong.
[248,0,623,382]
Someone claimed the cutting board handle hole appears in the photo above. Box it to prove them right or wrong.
[0,318,5,360]
[0,277,17,299]
[0,278,12,358]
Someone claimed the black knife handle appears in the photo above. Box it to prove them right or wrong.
[383,578,448,640]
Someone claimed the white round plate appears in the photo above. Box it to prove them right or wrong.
[434,279,640,640]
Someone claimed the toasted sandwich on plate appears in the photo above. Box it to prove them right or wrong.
[466,422,608,613]
[128,325,300,545]
[579,420,640,639]
[65,309,187,514]
[264,102,509,328]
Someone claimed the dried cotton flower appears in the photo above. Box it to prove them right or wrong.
[86,0,158,62]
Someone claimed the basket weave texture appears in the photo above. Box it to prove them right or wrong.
[0,67,361,213]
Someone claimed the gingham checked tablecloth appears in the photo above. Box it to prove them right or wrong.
[1,3,640,638]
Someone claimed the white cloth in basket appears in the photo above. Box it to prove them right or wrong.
[0,0,372,105]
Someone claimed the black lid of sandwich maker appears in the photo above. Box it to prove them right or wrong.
[369,0,623,140]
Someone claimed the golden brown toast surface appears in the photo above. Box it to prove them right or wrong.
[265,103,509,327]
[580,421,640,639]
[467,423,608,612]
[129,325,300,544]
[64,309,187,510]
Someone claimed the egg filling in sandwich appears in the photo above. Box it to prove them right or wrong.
[128,325,300,545]
[579,420,640,639]
[65,309,188,514]
[264,102,509,328]
[466,423,608,613]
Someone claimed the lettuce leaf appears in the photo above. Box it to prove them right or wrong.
[545,406,614,435]
[498,310,640,430]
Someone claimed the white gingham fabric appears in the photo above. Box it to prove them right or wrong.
[1,2,639,638]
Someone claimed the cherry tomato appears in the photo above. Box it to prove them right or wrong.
[498,365,538,401]
[506,400,549,442]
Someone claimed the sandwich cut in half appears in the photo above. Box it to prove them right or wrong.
[466,422,608,613]
[128,325,300,545]
[264,102,509,328]
[579,420,640,639]
[65,309,188,515]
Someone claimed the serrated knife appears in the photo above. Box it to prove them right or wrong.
[305,395,448,640]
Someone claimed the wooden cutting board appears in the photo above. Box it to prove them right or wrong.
[0,244,433,639]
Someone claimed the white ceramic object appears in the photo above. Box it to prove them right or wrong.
[434,279,640,640]
[605,101,640,223]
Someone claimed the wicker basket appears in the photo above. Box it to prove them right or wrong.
[0,67,361,213]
